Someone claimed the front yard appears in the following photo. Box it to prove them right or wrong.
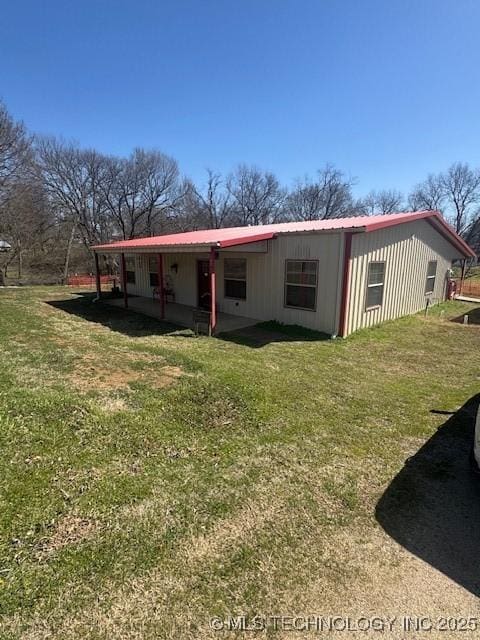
[0,287,479,639]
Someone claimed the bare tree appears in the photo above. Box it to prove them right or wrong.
[359,189,404,215]
[166,179,204,231]
[167,171,234,232]
[464,212,480,258]
[408,162,480,242]
[408,174,444,211]
[0,102,35,281]
[192,169,235,229]
[440,162,480,234]
[102,148,181,239]
[35,137,113,248]
[286,165,356,220]
[0,101,31,203]
[0,179,53,278]
[227,164,286,226]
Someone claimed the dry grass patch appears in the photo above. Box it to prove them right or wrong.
[35,514,99,559]
[94,394,131,413]
[71,353,183,391]
[184,496,283,565]
[117,490,168,520]
[32,297,186,391]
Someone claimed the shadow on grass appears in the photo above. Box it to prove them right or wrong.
[376,393,480,597]
[451,307,480,325]
[219,321,331,348]
[45,293,193,339]
[46,295,331,347]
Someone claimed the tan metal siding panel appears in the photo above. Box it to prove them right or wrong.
[218,233,341,333]
[124,252,206,304]
[273,233,341,333]
[164,253,203,306]
[122,254,149,298]
[346,219,461,335]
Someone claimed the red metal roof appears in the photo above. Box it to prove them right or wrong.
[92,210,475,257]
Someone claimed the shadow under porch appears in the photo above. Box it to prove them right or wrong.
[105,296,258,333]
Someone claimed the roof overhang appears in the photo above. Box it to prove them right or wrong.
[424,215,476,258]
[92,232,276,254]
[362,210,476,258]
[216,231,275,248]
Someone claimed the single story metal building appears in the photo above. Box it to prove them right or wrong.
[92,210,475,337]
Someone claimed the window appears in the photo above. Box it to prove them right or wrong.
[125,256,136,284]
[366,262,385,309]
[284,260,318,310]
[425,260,437,294]
[148,256,159,287]
[224,258,246,299]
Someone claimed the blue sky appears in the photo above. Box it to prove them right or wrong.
[1,0,479,197]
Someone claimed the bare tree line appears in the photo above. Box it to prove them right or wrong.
[0,100,478,283]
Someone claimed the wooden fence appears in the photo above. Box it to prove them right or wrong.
[66,274,117,287]
[454,278,480,299]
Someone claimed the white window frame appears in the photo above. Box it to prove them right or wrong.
[125,256,136,285]
[365,261,385,310]
[148,256,159,287]
[284,259,318,311]
[425,260,437,295]
[224,258,247,300]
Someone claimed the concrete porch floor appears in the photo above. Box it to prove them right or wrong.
[105,296,258,333]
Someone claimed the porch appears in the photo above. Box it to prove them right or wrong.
[92,230,271,335]
[105,296,258,333]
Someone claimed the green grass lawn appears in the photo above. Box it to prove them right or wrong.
[0,287,479,638]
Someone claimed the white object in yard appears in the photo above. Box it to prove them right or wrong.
[463,314,469,325]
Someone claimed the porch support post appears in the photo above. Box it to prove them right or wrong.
[120,252,128,309]
[209,246,216,335]
[94,252,102,300]
[459,258,466,295]
[158,253,165,319]
[338,232,353,338]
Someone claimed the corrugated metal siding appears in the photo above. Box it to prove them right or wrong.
[346,219,461,335]
[125,253,201,306]
[122,232,342,334]
[218,233,341,333]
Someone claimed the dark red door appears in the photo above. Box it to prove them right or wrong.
[197,260,211,309]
